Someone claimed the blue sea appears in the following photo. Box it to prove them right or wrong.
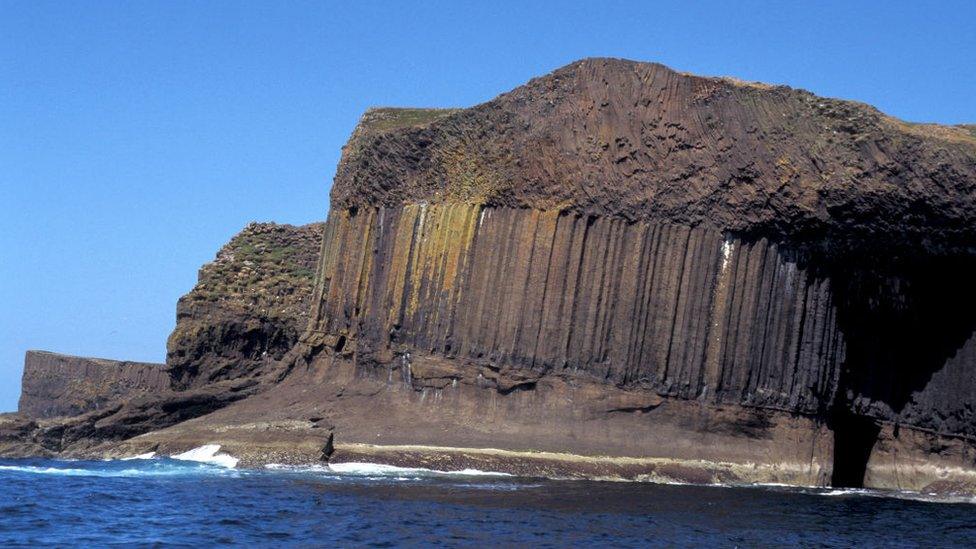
[1,455,975,547]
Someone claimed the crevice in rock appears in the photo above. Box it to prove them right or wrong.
[496,381,537,395]
[605,404,661,414]
[823,253,976,487]
[829,405,880,488]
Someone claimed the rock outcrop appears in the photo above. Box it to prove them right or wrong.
[298,58,976,491]
[167,221,325,389]
[334,59,976,256]
[1,222,323,456]
[5,59,976,494]
[18,351,168,418]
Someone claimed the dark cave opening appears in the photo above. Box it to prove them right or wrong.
[823,253,976,488]
[829,407,881,488]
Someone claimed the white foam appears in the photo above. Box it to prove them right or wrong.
[327,462,425,475]
[0,465,95,476]
[264,463,328,472]
[0,463,234,478]
[121,452,156,461]
[264,461,511,478]
[453,468,512,477]
[747,482,807,489]
[171,444,239,468]
[821,488,869,497]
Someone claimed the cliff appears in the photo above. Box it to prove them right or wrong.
[333,59,976,256]
[167,221,325,389]
[0,222,324,456]
[18,351,168,418]
[5,59,976,494]
[295,58,976,490]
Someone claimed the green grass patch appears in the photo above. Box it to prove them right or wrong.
[361,108,459,133]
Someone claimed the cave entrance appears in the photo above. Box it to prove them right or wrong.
[823,253,976,489]
[829,407,881,488]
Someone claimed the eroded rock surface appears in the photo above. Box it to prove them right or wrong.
[334,58,976,256]
[301,58,976,491]
[18,351,168,419]
[6,59,976,493]
[167,221,325,389]
[2,222,323,457]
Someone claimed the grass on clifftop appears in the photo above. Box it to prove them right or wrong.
[187,222,324,318]
[359,108,460,134]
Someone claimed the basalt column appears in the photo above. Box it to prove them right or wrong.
[300,57,976,490]
[308,204,845,415]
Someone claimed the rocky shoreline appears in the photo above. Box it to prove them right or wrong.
[20,436,976,502]
[4,59,976,497]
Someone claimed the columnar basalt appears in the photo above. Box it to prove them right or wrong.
[312,205,843,413]
[298,58,976,491]
[18,351,168,419]
[5,59,976,493]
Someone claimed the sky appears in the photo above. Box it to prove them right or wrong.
[1,1,974,412]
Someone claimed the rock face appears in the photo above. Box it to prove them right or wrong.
[5,59,976,493]
[1,222,323,456]
[301,58,976,490]
[17,351,168,418]
[167,222,325,389]
[334,59,976,256]
[314,207,841,411]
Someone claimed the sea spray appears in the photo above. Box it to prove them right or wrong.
[264,461,512,478]
[171,444,239,468]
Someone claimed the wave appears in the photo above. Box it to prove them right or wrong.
[121,452,157,461]
[329,462,512,477]
[749,484,976,505]
[0,461,237,478]
[0,465,101,477]
[265,461,512,479]
[823,488,976,505]
[170,445,239,468]
[2,454,972,504]
[821,488,871,497]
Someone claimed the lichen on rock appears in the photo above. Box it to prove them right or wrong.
[167,221,325,389]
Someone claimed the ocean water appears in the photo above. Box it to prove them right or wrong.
[1,454,975,547]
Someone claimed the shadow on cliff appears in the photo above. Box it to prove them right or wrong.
[821,254,976,487]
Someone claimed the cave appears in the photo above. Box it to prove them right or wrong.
[825,253,976,488]
[829,407,881,488]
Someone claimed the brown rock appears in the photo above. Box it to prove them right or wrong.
[18,350,168,419]
[8,59,976,494]
[302,58,976,490]
[167,221,324,389]
[333,58,976,256]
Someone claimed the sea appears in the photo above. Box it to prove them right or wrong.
[1,448,975,547]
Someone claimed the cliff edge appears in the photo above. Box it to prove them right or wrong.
[18,351,167,419]
[294,58,976,491]
[167,221,325,389]
[6,59,976,494]
[334,58,976,255]
[0,222,324,457]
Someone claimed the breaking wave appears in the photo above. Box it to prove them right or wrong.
[0,460,238,478]
[170,444,239,468]
[1,455,972,504]
[121,452,156,461]
[265,461,512,479]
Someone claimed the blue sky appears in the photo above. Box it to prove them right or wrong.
[1,1,974,411]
